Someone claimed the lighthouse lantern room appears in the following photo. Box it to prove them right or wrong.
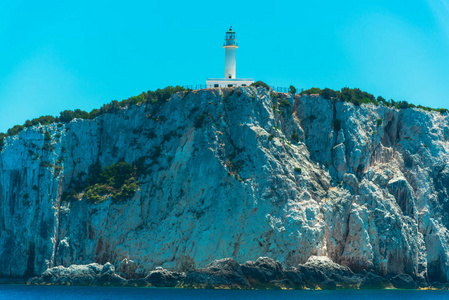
[206,27,254,88]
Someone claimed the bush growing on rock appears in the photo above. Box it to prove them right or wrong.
[279,99,291,107]
[289,85,296,95]
[63,160,146,204]
[7,125,24,136]
[321,88,339,100]
[300,87,322,95]
[340,87,376,106]
[250,81,270,89]
[24,115,57,127]
[85,161,140,203]
[398,100,410,109]
[59,109,91,123]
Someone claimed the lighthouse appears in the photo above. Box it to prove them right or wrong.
[206,27,254,88]
[224,27,237,79]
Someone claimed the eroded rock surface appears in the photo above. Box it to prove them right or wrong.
[359,272,391,289]
[27,257,428,289]
[241,257,287,288]
[144,267,186,287]
[298,256,363,289]
[183,258,250,289]
[27,263,126,286]
[390,273,418,289]
[1,87,449,288]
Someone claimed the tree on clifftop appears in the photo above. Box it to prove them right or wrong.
[250,81,270,89]
[289,85,297,95]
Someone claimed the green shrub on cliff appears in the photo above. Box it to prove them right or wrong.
[340,87,376,106]
[377,96,387,105]
[85,161,140,203]
[398,100,410,109]
[321,88,339,100]
[7,125,24,136]
[59,109,91,123]
[62,160,146,204]
[300,87,322,95]
[24,115,57,127]
[279,99,291,107]
[250,81,270,89]
[289,85,297,95]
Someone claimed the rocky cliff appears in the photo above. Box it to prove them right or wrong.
[1,87,448,286]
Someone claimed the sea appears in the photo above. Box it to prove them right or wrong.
[0,285,449,300]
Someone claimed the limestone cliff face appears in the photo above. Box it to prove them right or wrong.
[1,87,448,283]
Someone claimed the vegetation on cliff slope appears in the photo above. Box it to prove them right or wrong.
[61,159,148,204]
[0,86,186,151]
[300,87,449,113]
[1,83,448,152]
[244,81,447,114]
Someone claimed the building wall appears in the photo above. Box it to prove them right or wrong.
[206,79,254,88]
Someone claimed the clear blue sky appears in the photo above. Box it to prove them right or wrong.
[1,0,449,133]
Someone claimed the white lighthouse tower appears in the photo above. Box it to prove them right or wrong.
[224,28,237,79]
[206,27,254,88]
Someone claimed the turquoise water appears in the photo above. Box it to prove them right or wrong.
[0,285,448,300]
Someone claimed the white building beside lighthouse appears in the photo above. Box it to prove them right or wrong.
[206,27,254,88]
